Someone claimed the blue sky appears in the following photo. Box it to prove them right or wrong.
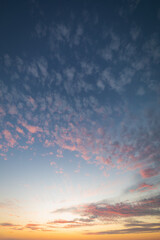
[0,0,160,239]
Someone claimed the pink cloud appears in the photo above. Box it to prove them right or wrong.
[16,127,25,135]
[56,168,63,174]
[140,167,159,178]
[63,222,93,228]
[0,153,7,160]
[96,156,112,165]
[6,122,14,128]
[27,96,37,111]
[47,218,95,229]
[18,145,29,150]
[28,97,35,104]
[99,165,104,170]
[103,170,109,177]
[130,183,156,192]
[49,219,75,224]
[82,154,90,161]
[0,153,6,157]
[56,149,63,158]
[25,223,42,230]
[0,106,6,116]
[20,122,43,134]
[97,128,105,136]
[121,145,134,153]
[3,130,16,147]
[117,158,123,163]
[50,161,56,166]
[8,105,18,115]
[44,139,54,147]
[26,223,40,227]
[62,144,76,152]
[26,135,34,144]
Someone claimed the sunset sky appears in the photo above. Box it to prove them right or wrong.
[0,0,160,239]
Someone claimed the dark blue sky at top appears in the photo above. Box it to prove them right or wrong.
[0,0,159,54]
[0,0,159,116]
[0,1,159,107]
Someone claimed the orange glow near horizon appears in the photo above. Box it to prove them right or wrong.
[1,229,160,240]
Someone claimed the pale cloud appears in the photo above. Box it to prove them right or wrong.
[143,35,160,63]
[56,168,64,174]
[4,54,11,67]
[64,67,75,81]
[49,23,70,45]
[56,149,63,158]
[96,156,112,165]
[56,24,70,41]
[0,106,6,117]
[97,80,105,90]
[137,87,145,96]
[110,32,120,50]
[27,97,37,111]
[130,26,141,41]
[81,61,95,75]
[119,0,140,16]
[129,0,140,12]
[35,23,47,38]
[44,139,54,147]
[101,48,112,61]
[102,69,119,92]
[55,72,62,86]
[73,25,83,45]
[101,31,120,61]
[28,62,39,78]
[26,135,35,144]
[101,66,135,93]
[8,105,18,115]
[37,57,48,78]
[0,200,17,209]
[16,56,24,73]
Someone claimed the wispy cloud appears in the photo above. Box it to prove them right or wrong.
[53,195,160,220]
[140,167,160,178]
[0,223,20,227]
[130,183,156,192]
[47,217,95,229]
[20,121,43,134]
[25,223,42,230]
[86,226,160,235]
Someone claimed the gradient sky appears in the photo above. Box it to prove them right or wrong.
[0,0,160,240]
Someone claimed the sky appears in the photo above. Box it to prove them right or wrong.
[0,0,160,239]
